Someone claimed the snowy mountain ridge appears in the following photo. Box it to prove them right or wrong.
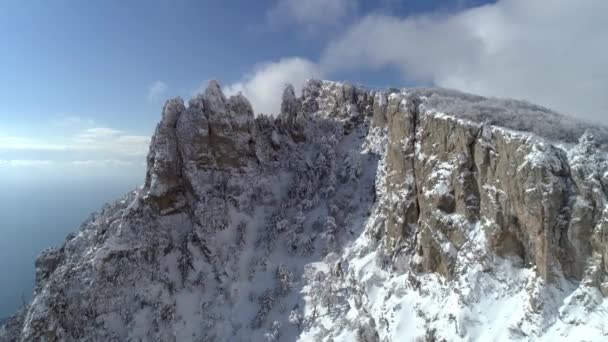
[2,79,608,341]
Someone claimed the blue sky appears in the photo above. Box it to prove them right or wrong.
[0,0,607,177]
[0,1,451,128]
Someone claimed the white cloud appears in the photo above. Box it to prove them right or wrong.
[52,115,97,128]
[321,0,608,124]
[70,159,141,167]
[0,127,150,160]
[321,14,482,81]
[224,57,321,115]
[0,136,75,151]
[0,160,56,167]
[73,127,150,157]
[267,0,357,34]
[0,159,143,168]
[147,80,168,101]
[76,127,123,140]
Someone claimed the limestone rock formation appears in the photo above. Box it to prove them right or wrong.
[2,80,608,341]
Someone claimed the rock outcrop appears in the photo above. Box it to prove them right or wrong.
[2,80,608,341]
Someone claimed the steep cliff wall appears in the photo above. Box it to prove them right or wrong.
[2,80,607,341]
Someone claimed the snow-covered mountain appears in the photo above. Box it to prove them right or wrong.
[2,80,608,341]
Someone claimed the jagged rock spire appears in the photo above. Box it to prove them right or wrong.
[188,93,205,110]
[203,79,227,115]
[278,83,306,142]
[145,80,259,209]
[161,97,186,127]
[228,92,254,119]
[144,97,186,211]
[281,84,297,118]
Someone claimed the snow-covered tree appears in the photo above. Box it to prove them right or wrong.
[288,308,304,331]
[263,321,282,342]
[275,265,295,296]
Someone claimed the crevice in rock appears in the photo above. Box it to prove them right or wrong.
[551,152,578,280]
[408,94,422,227]
[467,126,483,221]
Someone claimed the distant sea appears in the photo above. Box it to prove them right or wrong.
[0,174,143,318]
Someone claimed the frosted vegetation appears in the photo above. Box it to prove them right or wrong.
[408,87,608,148]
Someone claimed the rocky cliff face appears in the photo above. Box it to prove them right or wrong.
[2,80,608,341]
